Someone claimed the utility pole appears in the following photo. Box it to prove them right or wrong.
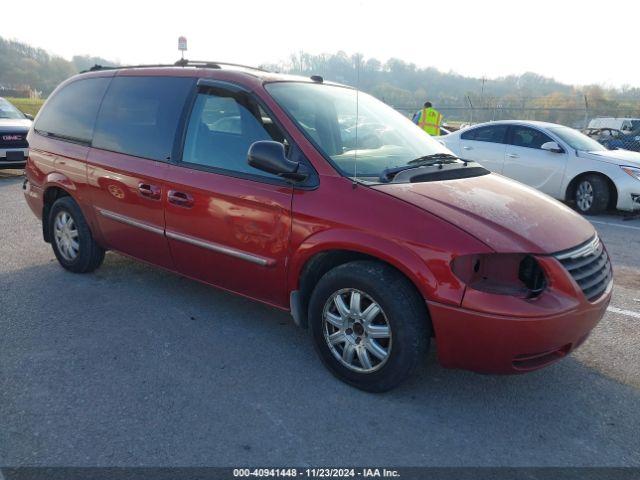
[583,94,589,129]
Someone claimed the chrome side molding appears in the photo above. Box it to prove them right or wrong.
[97,208,164,236]
[96,207,274,267]
[165,230,274,267]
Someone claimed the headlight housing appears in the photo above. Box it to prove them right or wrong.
[451,253,547,298]
[621,165,640,181]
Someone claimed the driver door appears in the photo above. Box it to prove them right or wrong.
[502,125,567,198]
[163,82,294,307]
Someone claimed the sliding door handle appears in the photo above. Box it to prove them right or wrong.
[167,190,194,208]
[138,183,161,200]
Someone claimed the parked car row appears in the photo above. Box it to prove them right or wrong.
[0,97,32,169]
[583,127,640,153]
[440,120,640,215]
[22,63,611,391]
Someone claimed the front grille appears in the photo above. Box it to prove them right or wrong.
[554,235,612,302]
[0,133,29,149]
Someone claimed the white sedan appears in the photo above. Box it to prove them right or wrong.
[440,120,640,215]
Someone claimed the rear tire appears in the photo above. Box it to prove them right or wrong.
[574,174,610,215]
[308,261,430,392]
[49,196,105,273]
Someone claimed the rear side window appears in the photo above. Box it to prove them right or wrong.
[461,125,507,144]
[509,126,553,149]
[93,76,194,161]
[34,78,111,143]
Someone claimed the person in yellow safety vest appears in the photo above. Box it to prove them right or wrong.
[417,101,443,136]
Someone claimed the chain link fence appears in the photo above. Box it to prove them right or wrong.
[394,99,640,152]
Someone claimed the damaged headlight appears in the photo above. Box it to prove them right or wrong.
[451,253,547,298]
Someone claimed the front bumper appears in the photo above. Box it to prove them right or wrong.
[0,148,28,168]
[615,175,640,211]
[429,254,612,374]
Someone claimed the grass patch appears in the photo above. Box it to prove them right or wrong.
[5,97,45,117]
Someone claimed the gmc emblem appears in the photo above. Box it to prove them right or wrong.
[2,134,22,141]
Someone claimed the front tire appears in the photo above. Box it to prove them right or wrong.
[574,174,610,215]
[49,196,105,273]
[309,261,430,392]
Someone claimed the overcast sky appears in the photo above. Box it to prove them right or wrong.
[4,0,639,87]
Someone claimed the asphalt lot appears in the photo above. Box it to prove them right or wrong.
[1,169,639,467]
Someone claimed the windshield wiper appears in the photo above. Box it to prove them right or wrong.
[380,154,465,183]
[407,153,460,165]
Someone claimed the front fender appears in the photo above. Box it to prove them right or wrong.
[288,228,466,307]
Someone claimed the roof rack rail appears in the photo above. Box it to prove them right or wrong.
[81,60,269,74]
[174,59,269,72]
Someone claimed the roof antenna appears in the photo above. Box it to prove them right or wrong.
[353,54,360,189]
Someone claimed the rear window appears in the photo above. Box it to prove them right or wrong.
[92,76,194,161]
[34,78,111,143]
[461,125,507,143]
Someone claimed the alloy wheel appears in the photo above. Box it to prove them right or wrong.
[576,180,594,212]
[53,211,80,261]
[322,288,392,373]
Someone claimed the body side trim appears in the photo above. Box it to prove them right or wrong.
[165,229,275,267]
[96,208,165,235]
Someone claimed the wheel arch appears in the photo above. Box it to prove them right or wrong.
[565,171,618,210]
[42,185,73,243]
[288,232,438,330]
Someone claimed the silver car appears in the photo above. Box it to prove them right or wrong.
[440,120,640,215]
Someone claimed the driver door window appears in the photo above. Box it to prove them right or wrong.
[181,89,285,179]
[508,126,553,149]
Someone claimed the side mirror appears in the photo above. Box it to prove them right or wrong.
[248,141,309,182]
[541,141,563,153]
[24,113,34,121]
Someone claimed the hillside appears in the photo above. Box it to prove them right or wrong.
[0,36,117,95]
[2,37,639,125]
[265,52,640,123]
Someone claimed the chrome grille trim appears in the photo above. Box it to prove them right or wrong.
[554,234,601,261]
[554,235,612,302]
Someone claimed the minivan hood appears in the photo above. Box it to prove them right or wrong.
[581,149,640,166]
[373,174,595,254]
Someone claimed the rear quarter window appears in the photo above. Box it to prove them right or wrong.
[92,76,194,161]
[34,78,111,143]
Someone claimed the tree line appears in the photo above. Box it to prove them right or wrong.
[2,36,639,124]
[0,36,117,95]
[262,51,640,122]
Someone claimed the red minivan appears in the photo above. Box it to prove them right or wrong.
[23,62,612,391]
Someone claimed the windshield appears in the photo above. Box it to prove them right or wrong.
[547,126,607,152]
[265,82,451,179]
[0,98,26,120]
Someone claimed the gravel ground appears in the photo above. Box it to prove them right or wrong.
[1,170,639,467]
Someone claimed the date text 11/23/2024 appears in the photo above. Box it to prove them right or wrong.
[233,468,400,478]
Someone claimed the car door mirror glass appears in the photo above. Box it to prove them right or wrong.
[248,141,308,182]
[541,141,563,153]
